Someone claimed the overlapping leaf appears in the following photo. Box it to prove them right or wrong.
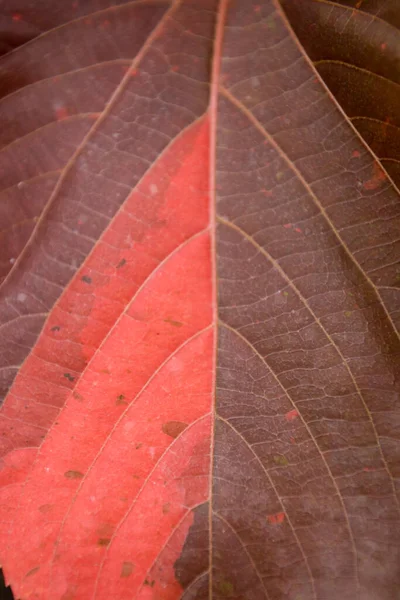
[0,1,399,599]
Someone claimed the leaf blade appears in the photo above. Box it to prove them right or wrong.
[1,1,400,598]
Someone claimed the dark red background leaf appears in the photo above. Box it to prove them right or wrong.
[0,1,399,599]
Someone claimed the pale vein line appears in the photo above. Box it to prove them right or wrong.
[91,412,211,599]
[219,320,360,590]
[1,0,169,65]
[0,0,176,294]
[208,1,229,598]
[380,158,400,166]
[0,313,48,333]
[314,59,400,90]
[7,372,71,394]
[351,117,400,136]
[18,399,60,411]
[270,0,400,336]
[0,462,39,496]
[218,216,400,513]
[179,570,210,599]
[368,256,400,275]
[0,170,61,201]
[0,414,46,430]
[217,415,317,599]
[311,0,400,34]
[378,285,400,292]
[0,218,44,240]
[122,227,209,316]
[0,60,131,107]
[213,511,270,600]
[353,236,400,256]
[24,354,79,375]
[220,86,400,343]
[29,272,63,289]
[0,113,101,157]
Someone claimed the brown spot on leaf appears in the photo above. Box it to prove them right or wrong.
[81,275,92,284]
[64,470,84,479]
[116,258,126,269]
[273,455,289,466]
[163,318,183,327]
[116,394,128,406]
[120,561,134,578]
[98,538,111,547]
[162,421,188,439]
[218,580,234,596]
[25,566,40,578]
[162,502,170,514]
[51,325,60,332]
[64,373,75,382]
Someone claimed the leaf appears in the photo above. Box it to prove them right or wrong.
[0,1,399,599]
